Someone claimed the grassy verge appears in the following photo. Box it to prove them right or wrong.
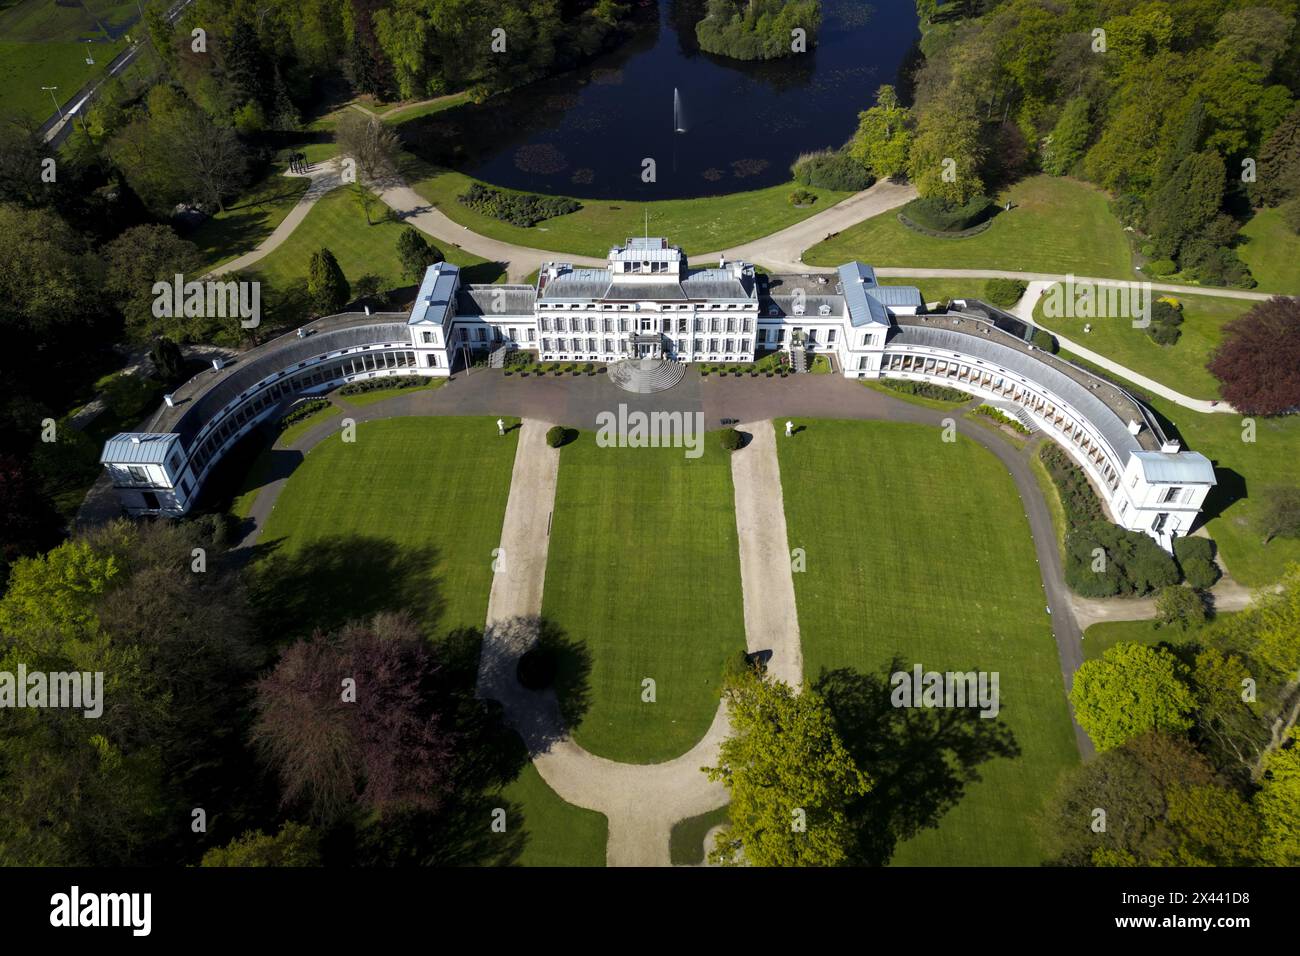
[1082,612,1240,661]
[778,420,1079,865]
[335,379,445,408]
[0,37,130,122]
[1030,448,1068,557]
[542,432,746,763]
[406,162,853,259]
[862,378,974,410]
[963,408,1029,449]
[805,176,1132,279]
[669,805,729,866]
[1033,291,1253,401]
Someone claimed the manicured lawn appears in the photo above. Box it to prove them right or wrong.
[255,416,516,637]
[778,420,1080,865]
[1238,206,1300,295]
[247,186,505,293]
[0,37,130,122]
[499,762,607,867]
[1034,291,1253,400]
[1082,613,1239,661]
[542,433,746,763]
[407,163,853,259]
[804,176,1133,279]
[191,170,311,273]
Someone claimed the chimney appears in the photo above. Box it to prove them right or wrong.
[130,436,141,444]
[1127,419,1142,436]
[163,394,175,408]
[1161,440,1181,453]
[364,305,371,316]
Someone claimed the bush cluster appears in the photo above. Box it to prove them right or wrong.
[1146,299,1185,347]
[878,379,973,402]
[1173,536,1221,590]
[984,278,1027,307]
[337,376,426,396]
[791,150,874,192]
[279,398,330,429]
[458,183,581,227]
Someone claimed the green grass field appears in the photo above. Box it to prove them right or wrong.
[804,176,1133,279]
[247,186,505,293]
[255,416,515,637]
[778,420,1079,865]
[1238,206,1300,295]
[542,433,746,763]
[407,163,853,259]
[876,275,989,306]
[335,379,444,407]
[1034,291,1254,400]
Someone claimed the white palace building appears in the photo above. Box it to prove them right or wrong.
[101,237,1214,550]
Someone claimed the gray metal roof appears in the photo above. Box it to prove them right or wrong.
[455,285,537,317]
[408,262,460,325]
[153,320,411,445]
[1132,451,1217,485]
[101,432,180,465]
[869,285,924,308]
[888,322,1146,461]
[838,262,891,327]
[539,265,754,302]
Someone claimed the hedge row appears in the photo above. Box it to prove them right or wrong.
[458,183,581,227]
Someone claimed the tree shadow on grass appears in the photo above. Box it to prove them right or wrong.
[248,534,445,643]
[814,659,1021,866]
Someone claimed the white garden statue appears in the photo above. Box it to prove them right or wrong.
[785,420,794,437]
[497,418,505,436]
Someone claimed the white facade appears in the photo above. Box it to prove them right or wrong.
[99,237,1214,551]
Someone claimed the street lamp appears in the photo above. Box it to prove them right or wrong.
[41,86,62,121]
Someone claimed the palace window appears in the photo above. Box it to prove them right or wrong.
[422,331,434,344]
[1160,486,1183,504]
[827,328,836,344]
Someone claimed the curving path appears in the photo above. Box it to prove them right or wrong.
[1011,280,1236,414]
[230,373,1096,864]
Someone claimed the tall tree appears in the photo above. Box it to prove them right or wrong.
[1208,296,1300,416]
[705,668,870,866]
[848,85,913,179]
[1071,643,1197,752]
[307,247,351,315]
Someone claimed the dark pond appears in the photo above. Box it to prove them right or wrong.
[400,0,920,199]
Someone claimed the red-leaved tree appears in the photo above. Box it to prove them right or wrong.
[1208,297,1300,416]
[253,612,453,822]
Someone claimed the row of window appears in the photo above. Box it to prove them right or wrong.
[538,316,754,334]
[537,301,752,311]
[538,338,753,355]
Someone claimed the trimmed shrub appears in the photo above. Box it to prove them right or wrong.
[1181,557,1220,590]
[1146,258,1177,277]
[901,195,993,233]
[458,183,581,227]
[790,149,874,191]
[1065,521,1180,597]
[789,188,816,206]
[279,398,330,429]
[877,379,973,403]
[545,425,567,448]
[719,427,745,451]
[338,376,426,396]
[984,278,1027,307]
[974,404,1030,434]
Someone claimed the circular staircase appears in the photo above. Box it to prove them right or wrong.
[607,358,686,394]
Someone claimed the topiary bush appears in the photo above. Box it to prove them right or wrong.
[719,427,745,451]
[1181,557,1220,590]
[546,425,568,448]
[901,195,993,233]
[1174,536,1220,588]
[984,278,1027,307]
